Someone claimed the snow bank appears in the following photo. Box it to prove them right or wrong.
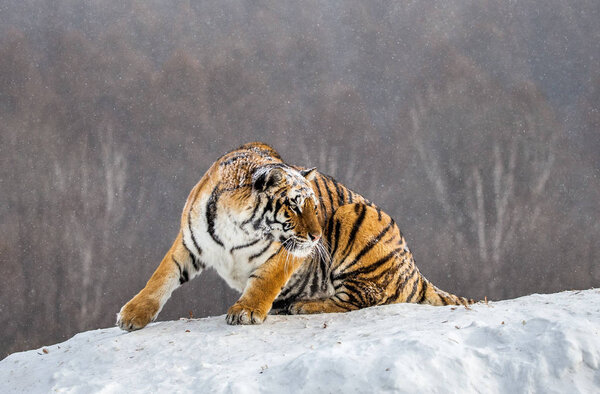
[1,290,599,393]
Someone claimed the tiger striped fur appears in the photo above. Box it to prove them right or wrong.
[117,142,473,330]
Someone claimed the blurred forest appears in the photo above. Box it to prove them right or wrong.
[1,0,599,358]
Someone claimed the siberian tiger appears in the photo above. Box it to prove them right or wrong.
[117,142,473,330]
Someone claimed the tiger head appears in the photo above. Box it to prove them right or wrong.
[252,164,322,257]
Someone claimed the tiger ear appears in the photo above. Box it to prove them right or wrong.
[253,167,284,192]
[300,167,317,181]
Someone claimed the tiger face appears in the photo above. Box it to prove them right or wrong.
[252,165,322,257]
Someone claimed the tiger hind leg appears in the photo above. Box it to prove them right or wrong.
[419,278,474,306]
[287,295,360,315]
[331,203,476,307]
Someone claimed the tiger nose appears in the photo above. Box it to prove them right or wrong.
[308,232,321,242]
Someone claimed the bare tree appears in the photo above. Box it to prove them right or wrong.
[406,49,562,296]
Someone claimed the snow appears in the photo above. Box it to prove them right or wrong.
[1,290,599,393]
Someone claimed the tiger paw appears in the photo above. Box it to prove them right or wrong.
[226,302,267,325]
[287,300,309,315]
[287,299,343,314]
[116,296,159,331]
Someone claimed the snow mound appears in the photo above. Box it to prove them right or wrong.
[2,290,599,393]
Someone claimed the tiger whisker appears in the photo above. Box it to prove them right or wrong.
[282,237,296,276]
[318,241,331,262]
[312,239,332,278]
[284,247,292,276]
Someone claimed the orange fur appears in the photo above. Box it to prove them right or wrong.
[227,248,303,324]
[117,142,473,331]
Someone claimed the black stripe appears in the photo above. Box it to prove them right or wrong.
[181,237,204,271]
[261,245,284,265]
[262,196,274,215]
[321,176,335,210]
[313,179,325,208]
[292,263,314,296]
[336,247,403,281]
[173,257,189,284]
[274,199,284,217]
[417,280,428,303]
[333,278,344,290]
[347,190,354,203]
[272,185,287,197]
[187,213,203,256]
[173,256,182,276]
[181,238,202,270]
[331,293,349,307]
[397,238,406,249]
[181,237,195,257]
[331,292,346,302]
[252,205,267,230]
[392,266,415,300]
[219,184,253,193]
[406,275,421,302]
[343,204,367,255]
[330,177,345,207]
[277,284,293,299]
[368,258,402,283]
[248,241,273,262]
[189,252,199,270]
[242,198,262,226]
[384,234,398,245]
[341,281,365,306]
[342,218,395,272]
[230,239,261,253]
[325,214,335,246]
[319,255,329,286]
[190,252,205,270]
[220,153,249,166]
[206,185,224,247]
[278,282,295,299]
[330,219,342,258]
[371,248,408,282]
[188,183,204,211]
[181,268,189,284]
[439,293,449,306]
[309,266,322,295]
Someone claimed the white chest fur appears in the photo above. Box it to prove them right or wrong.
[182,193,276,292]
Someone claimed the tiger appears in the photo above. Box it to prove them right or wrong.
[117,142,473,330]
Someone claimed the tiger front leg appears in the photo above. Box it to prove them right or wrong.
[117,232,202,331]
[227,248,303,325]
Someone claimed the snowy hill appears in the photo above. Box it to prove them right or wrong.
[1,290,599,393]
